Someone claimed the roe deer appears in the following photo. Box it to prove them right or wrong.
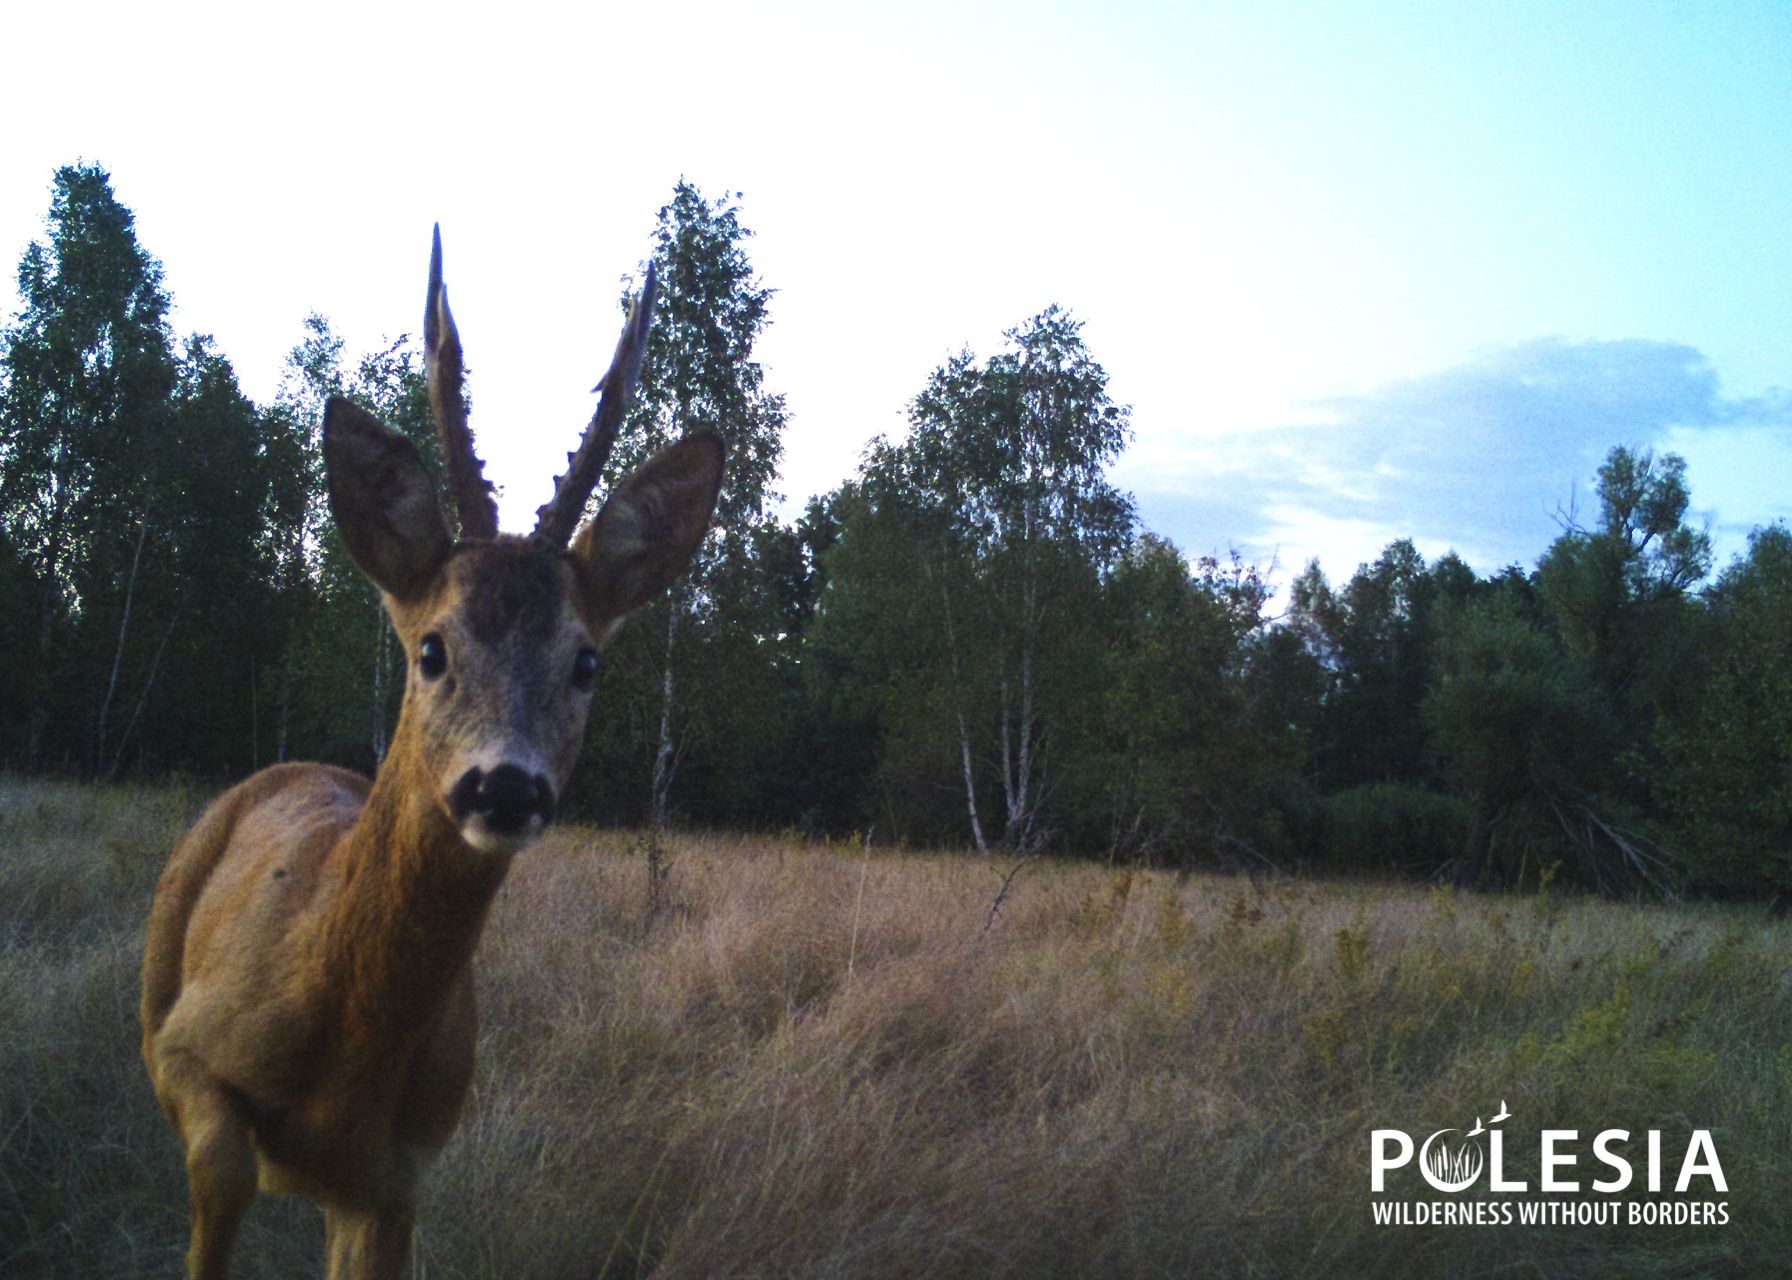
[140,228,723,1279]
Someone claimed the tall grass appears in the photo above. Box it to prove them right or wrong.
[2,775,1787,1277]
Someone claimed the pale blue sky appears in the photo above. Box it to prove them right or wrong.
[3,0,1787,585]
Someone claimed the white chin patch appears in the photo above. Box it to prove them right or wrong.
[459,816,545,855]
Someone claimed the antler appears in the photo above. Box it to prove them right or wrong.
[425,226,500,541]
[531,261,659,547]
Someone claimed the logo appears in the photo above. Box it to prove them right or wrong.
[1370,1103,1729,1227]
[1419,1122,1488,1192]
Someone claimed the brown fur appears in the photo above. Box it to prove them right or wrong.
[141,243,724,1279]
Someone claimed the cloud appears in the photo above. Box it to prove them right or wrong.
[1126,337,1792,583]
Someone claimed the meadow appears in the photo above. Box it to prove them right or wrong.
[2,774,1788,1278]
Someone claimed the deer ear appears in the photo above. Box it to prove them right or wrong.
[571,433,725,633]
[323,397,453,601]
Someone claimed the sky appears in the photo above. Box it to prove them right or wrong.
[3,0,1789,591]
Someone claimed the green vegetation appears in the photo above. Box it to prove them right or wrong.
[3,777,1789,1276]
[3,161,1791,901]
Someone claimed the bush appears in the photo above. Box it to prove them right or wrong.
[1324,783,1472,876]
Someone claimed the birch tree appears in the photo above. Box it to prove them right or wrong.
[589,182,786,831]
[868,307,1132,852]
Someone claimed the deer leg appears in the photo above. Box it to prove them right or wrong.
[164,1070,257,1280]
[324,1200,416,1280]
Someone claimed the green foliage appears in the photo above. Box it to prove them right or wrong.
[0,165,1787,904]
[813,307,1136,853]
[0,164,456,783]
[1427,588,1614,805]
[1325,783,1473,876]
[1536,446,1710,729]
[1422,585,1642,889]
[568,181,794,830]
[1080,539,1299,865]
[131,337,287,775]
[1427,447,1708,893]
[613,182,785,520]
[0,166,301,777]
[1657,524,1792,892]
[1292,542,1477,791]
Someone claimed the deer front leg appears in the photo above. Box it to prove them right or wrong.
[324,1200,417,1280]
[158,1060,257,1280]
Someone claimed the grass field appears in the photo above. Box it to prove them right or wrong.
[2,774,1789,1277]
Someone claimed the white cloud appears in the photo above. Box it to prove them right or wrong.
[1131,338,1792,585]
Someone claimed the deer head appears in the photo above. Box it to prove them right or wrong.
[320,228,723,852]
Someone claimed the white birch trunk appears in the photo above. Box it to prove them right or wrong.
[95,519,148,773]
[936,562,989,853]
[957,706,989,854]
[108,617,175,781]
[1002,521,1040,853]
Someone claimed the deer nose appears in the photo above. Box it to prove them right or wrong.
[449,764,555,837]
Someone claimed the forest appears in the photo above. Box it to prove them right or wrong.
[2,163,1789,901]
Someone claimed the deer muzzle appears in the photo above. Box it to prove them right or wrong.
[449,764,556,851]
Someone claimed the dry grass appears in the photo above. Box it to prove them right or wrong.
[3,775,1790,1277]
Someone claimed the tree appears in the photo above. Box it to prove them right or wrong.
[0,164,178,770]
[573,181,788,831]
[1423,580,1628,889]
[1425,476,1696,897]
[1083,537,1296,866]
[260,319,442,773]
[0,529,42,755]
[118,336,282,777]
[1533,445,1712,843]
[1658,524,1792,896]
[1288,541,1479,792]
[841,306,1133,852]
[255,314,344,764]
[1537,445,1710,710]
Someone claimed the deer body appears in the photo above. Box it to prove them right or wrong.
[141,232,723,1279]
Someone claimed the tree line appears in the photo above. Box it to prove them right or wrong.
[3,164,1789,901]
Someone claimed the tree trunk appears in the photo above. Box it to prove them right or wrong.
[28,576,56,770]
[275,643,293,763]
[94,519,149,775]
[27,472,69,771]
[1001,542,1040,853]
[1000,675,1015,835]
[934,561,988,854]
[108,616,175,781]
[649,602,680,833]
[957,706,989,854]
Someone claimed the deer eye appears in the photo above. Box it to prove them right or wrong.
[418,633,448,680]
[571,646,600,691]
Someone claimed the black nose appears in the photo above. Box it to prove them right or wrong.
[449,765,555,835]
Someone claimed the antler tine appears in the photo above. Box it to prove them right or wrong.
[531,260,660,547]
[425,226,499,541]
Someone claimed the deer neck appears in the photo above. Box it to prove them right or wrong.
[322,740,513,1051]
